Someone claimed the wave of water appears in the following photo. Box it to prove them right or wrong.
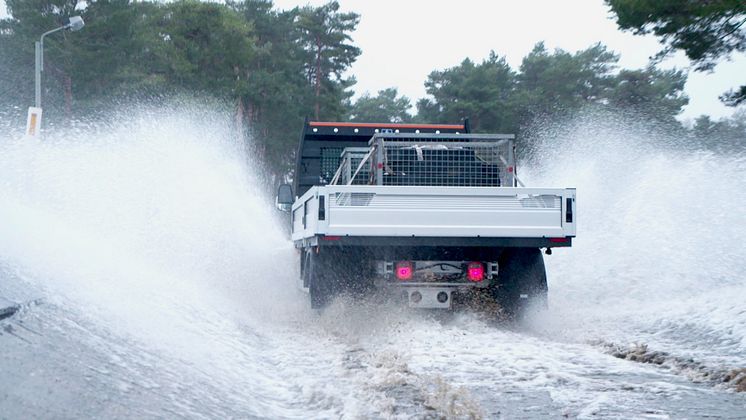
[0,103,340,417]
[525,115,746,366]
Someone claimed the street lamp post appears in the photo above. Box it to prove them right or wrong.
[27,15,85,137]
[34,16,85,109]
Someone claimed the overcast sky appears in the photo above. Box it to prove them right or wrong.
[3,0,743,120]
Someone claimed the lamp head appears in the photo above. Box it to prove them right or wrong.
[67,16,85,31]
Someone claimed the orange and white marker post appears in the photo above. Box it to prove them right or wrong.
[26,107,42,138]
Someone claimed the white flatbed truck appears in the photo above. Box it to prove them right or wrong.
[276,121,576,318]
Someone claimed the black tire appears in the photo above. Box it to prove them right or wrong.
[491,248,548,320]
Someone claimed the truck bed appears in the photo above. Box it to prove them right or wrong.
[291,185,576,243]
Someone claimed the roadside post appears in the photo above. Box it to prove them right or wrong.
[25,107,43,138]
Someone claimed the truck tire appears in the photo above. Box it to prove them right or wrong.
[491,247,548,320]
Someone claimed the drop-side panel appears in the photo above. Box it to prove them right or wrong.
[291,185,576,241]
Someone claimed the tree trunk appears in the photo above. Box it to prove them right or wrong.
[314,36,322,120]
[64,73,73,120]
[235,97,245,137]
[246,100,256,124]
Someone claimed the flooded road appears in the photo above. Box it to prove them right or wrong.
[1,106,745,418]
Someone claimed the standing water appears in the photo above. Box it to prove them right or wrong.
[1,104,745,418]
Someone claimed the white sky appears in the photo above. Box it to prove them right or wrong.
[2,0,743,120]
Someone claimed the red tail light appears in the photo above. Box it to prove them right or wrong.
[466,262,484,282]
[395,261,413,281]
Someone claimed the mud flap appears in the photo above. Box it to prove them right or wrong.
[491,248,548,320]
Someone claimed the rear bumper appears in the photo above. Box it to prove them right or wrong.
[382,283,471,309]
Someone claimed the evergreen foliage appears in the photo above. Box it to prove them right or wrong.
[418,43,690,135]
[417,52,517,132]
[295,1,360,121]
[350,88,412,123]
[607,0,745,106]
[690,111,746,152]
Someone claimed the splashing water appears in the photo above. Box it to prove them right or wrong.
[0,103,344,417]
[525,114,746,365]
[1,103,297,321]
[1,104,745,418]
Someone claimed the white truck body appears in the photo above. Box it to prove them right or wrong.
[292,185,576,241]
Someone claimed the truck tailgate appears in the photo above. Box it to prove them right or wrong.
[292,186,576,240]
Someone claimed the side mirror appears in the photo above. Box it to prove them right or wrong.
[276,184,293,212]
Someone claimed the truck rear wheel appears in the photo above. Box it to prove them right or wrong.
[491,248,548,320]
